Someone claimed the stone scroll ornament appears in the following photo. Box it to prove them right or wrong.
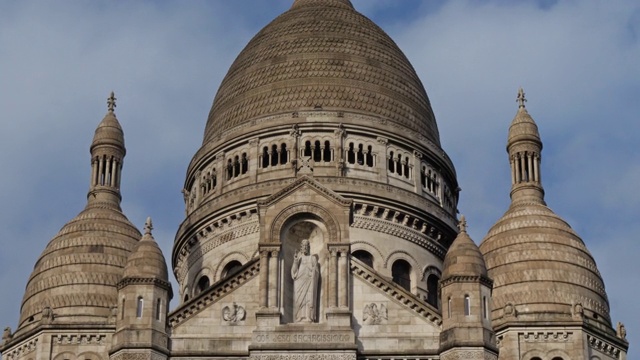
[363,303,388,325]
[222,302,246,323]
[291,239,320,323]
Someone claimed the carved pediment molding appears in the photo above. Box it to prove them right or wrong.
[257,175,352,208]
[351,258,442,327]
[168,258,259,328]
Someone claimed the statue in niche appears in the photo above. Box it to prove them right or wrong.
[291,239,319,323]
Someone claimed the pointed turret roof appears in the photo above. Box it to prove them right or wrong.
[442,216,488,279]
[123,217,170,282]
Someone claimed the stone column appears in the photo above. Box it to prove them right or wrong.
[533,154,541,184]
[216,152,224,196]
[376,137,388,183]
[110,157,118,186]
[338,248,349,308]
[527,152,534,182]
[97,156,104,185]
[268,249,279,308]
[329,248,338,308]
[259,250,269,308]
[334,124,346,176]
[91,157,98,186]
[510,157,516,185]
[290,124,301,176]
[413,151,423,194]
[249,138,260,183]
[514,154,521,183]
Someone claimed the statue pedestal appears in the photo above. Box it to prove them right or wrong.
[326,308,352,327]
[255,308,282,328]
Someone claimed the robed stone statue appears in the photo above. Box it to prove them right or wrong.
[291,239,319,322]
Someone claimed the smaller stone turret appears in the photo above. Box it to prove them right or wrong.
[88,92,126,209]
[439,216,496,360]
[111,217,172,360]
[507,88,545,205]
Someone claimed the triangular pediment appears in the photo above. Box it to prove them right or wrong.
[257,175,352,209]
[168,258,259,329]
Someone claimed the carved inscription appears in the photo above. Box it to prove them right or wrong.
[251,354,356,360]
[253,332,353,344]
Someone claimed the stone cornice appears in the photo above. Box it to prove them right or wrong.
[350,257,442,327]
[117,277,172,293]
[440,275,493,288]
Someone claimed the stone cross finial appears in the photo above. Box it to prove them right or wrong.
[458,215,467,233]
[517,87,527,109]
[107,91,117,112]
[144,217,153,235]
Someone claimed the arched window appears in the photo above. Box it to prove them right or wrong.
[447,297,452,318]
[271,145,279,166]
[262,146,270,168]
[464,295,471,316]
[426,274,439,308]
[155,298,162,321]
[196,275,210,295]
[357,144,364,165]
[530,357,543,360]
[304,141,312,157]
[323,141,331,162]
[388,151,395,173]
[313,140,322,162]
[352,250,373,268]
[222,260,243,278]
[227,159,233,180]
[403,156,410,178]
[241,153,248,174]
[136,296,144,318]
[183,294,190,302]
[280,144,288,164]
[233,155,240,177]
[366,145,374,167]
[551,358,564,360]
[348,143,355,164]
[392,260,411,291]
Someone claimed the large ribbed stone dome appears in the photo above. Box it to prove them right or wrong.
[479,202,610,329]
[17,205,140,333]
[203,0,440,146]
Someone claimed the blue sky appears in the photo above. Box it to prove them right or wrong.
[0,0,638,355]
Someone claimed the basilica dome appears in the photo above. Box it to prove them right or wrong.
[16,104,140,336]
[479,98,611,330]
[202,0,440,147]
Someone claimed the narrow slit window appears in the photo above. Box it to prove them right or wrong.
[136,296,144,318]
[464,295,470,316]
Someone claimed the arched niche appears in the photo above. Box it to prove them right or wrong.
[280,216,328,324]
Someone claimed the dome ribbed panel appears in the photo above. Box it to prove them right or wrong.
[18,206,140,333]
[479,203,610,327]
[203,2,439,146]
